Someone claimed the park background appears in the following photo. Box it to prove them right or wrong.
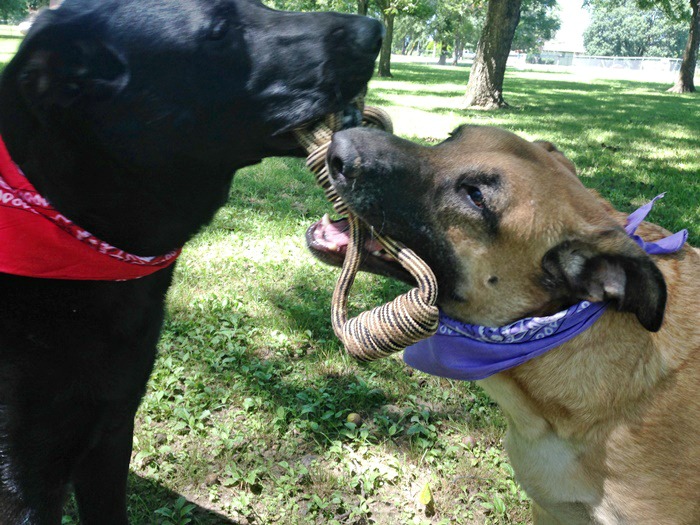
[1,0,699,524]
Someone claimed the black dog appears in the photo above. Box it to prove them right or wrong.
[0,0,382,522]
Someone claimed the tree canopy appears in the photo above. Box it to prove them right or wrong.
[374,0,435,76]
[1,0,48,22]
[586,0,699,92]
[266,0,354,11]
[513,0,561,53]
[393,0,559,63]
[584,0,688,57]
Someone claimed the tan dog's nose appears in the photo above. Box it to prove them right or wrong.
[328,130,363,181]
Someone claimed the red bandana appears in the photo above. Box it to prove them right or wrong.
[0,137,180,280]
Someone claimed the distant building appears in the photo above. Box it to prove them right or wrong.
[537,38,584,66]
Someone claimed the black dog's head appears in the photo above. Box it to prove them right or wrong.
[2,0,382,167]
[308,126,667,332]
[0,0,382,253]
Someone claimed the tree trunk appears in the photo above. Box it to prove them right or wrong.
[453,36,462,66]
[377,12,394,77]
[357,0,368,16]
[438,41,448,65]
[462,0,522,109]
[668,0,699,93]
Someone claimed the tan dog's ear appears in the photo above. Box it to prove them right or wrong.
[542,236,667,332]
[533,141,576,175]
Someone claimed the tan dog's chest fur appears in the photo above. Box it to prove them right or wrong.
[480,230,700,524]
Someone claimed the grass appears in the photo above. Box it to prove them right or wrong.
[0,26,22,63]
[1,43,698,524]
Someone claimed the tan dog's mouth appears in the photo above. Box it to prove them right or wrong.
[306,214,414,284]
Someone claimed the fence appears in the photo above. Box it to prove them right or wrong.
[520,52,699,82]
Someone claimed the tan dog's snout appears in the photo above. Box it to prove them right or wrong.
[327,127,423,187]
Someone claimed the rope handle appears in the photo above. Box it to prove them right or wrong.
[295,105,439,361]
[331,216,439,361]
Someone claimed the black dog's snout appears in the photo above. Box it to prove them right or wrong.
[354,17,384,56]
[328,131,362,181]
[329,16,384,57]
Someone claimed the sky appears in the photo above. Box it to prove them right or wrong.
[548,0,592,52]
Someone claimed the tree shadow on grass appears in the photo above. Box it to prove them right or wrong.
[128,475,240,525]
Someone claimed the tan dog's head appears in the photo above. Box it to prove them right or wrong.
[312,125,666,331]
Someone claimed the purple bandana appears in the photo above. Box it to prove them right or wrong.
[403,194,688,381]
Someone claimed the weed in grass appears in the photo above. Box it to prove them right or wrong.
[155,497,197,525]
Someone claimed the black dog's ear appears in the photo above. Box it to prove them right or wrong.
[17,24,128,112]
[542,235,667,332]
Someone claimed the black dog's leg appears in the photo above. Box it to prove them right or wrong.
[73,416,134,525]
[0,410,71,524]
[0,486,66,525]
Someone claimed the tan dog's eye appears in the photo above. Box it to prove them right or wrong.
[464,185,485,209]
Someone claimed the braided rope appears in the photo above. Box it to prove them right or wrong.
[295,106,439,361]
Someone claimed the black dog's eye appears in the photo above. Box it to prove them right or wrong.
[463,185,485,209]
[208,18,230,40]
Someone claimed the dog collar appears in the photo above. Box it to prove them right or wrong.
[0,136,180,280]
[403,195,688,381]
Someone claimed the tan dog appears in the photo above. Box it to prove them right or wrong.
[308,125,700,524]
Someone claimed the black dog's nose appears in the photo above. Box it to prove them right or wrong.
[328,131,362,181]
[331,16,384,57]
[353,17,384,56]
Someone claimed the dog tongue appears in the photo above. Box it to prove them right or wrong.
[320,214,350,249]
[312,214,384,254]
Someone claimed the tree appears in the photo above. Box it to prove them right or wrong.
[374,0,434,77]
[587,0,699,92]
[1,0,49,23]
[427,0,558,69]
[394,15,433,55]
[668,0,699,92]
[462,0,522,109]
[513,0,561,53]
[266,0,355,13]
[430,0,481,65]
[375,0,397,76]
[584,0,688,57]
[0,0,24,22]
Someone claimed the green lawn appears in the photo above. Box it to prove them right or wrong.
[0,26,22,63]
[1,48,698,524]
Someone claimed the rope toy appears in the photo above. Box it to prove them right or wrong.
[294,105,439,361]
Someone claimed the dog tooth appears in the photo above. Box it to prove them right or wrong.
[322,213,331,226]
